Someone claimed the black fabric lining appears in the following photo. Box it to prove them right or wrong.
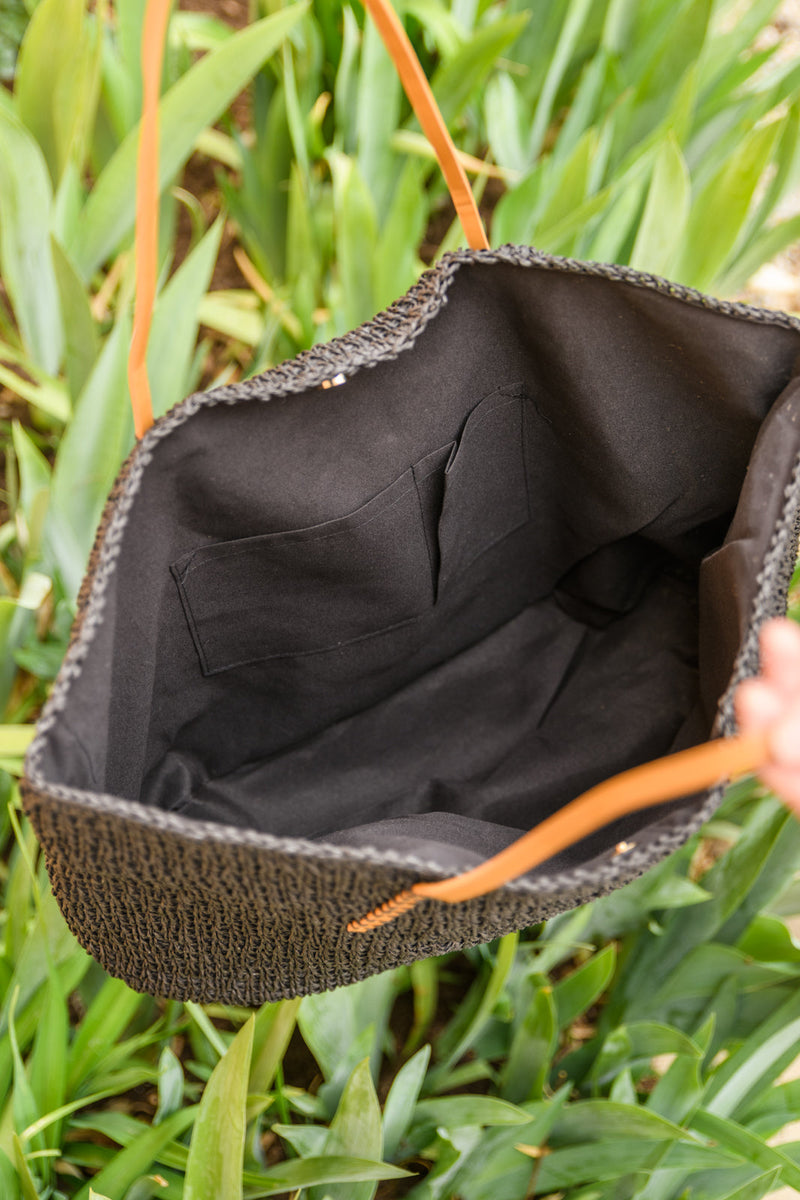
[41,259,800,882]
[159,568,699,868]
[171,383,535,675]
[172,465,435,673]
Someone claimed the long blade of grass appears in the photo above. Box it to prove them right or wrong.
[67,976,145,1093]
[241,1157,411,1198]
[147,215,224,418]
[69,4,308,279]
[48,306,133,600]
[528,0,593,162]
[311,1058,383,1200]
[184,1016,254,1200]
[250,998,300,1096]
[74,1106,197,1200]
[50,238,100,400]
[629,133,690,276]
[382,1045,431,1161]
[0,110,64,375]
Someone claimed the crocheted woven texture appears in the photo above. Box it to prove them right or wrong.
[21,246,800,1003]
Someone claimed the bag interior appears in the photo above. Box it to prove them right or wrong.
[44,261,800,876]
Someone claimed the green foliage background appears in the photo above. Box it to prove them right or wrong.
[1,1,800,1197]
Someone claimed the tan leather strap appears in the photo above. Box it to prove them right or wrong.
[347,731,771,930]
[362,0,489,250]
[128,0,171,439]
[129,0,486,438]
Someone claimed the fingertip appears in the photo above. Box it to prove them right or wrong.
[735,678,784,731]
[760,617,800,681]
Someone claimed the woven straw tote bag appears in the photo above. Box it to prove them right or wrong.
[21,0,800,1004]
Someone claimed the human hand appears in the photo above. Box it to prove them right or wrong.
[735,617,800,810]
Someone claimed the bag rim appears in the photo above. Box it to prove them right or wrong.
[23,244,800,898]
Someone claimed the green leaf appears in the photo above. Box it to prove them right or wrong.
[328,150,379,333]
[716,802,800,946]
[501,982,557,1103]
[554,944,616,1030]
[184,1016,254,1200]
[530,906,594,975]
[0,109,64,374]
[312,1057,383,1200]
[403,958,438,1057]
[1,883,87,1036]
[592,1023,701,1084]
[185,1000,228,1061]
[382,1044,430,1160]
[609,1068,637,1105]
[535,127,597,245]
[714,1170,783,1200]
[416,1095,531,1129]
[0,727,35,758]
[678,118,781,291]
[154,1047,184,1126]
[147,215,224,418]
[15,0,100,186]
[629,134,690,276]
[552,48,613,169]
[551,1100,691,1143]
[535,1137,720,1192]
[0,360,69,423]
[703,990,800,1119]
[68,976,145,1092]
[8,992,39,1141]
[10,423,50,549]
[22,1085,148,1144]
[250,997,301,1096]
[484,73,528,173]
[70,4,309,279]
[0,1148,20,1200]
[717,213,800,297]
[737,914,800,963]
[11,1135,38,1200]
[432,13,530,128]
[298,971,396,1114]
[196,292,265,346]
[615,798,794,1012]
[241,1156,411,1198]
[0,599,27,715]
[171,11,236,52]
[741,1078,800,1136]
[29,974,67,1149]
[491,158,546,246]
[435,933,518,1080]
[622,0,711,155]
[48,306,133,600]
[51,237,100,400]
[648,1049,704,1125]
[410,1126,483,1198]
[273,1121,330,1158]
[527,0,593,162]
[373,158,426,313]
[691,1110,800,1190]
[74,1107,197,1200]
[356,11,402,220]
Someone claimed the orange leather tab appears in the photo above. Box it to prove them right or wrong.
[362,0,490,251]
[128,0,171,439]
[347,731,770,931]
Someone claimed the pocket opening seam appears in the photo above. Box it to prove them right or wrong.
[199,609,431,675]
[177,476,420,582]
[446,395,525,475]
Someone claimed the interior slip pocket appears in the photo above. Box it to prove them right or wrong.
[172,466,436,675]
[438,383,531,587]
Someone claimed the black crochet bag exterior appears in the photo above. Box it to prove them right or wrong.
[21,245,800,1004]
